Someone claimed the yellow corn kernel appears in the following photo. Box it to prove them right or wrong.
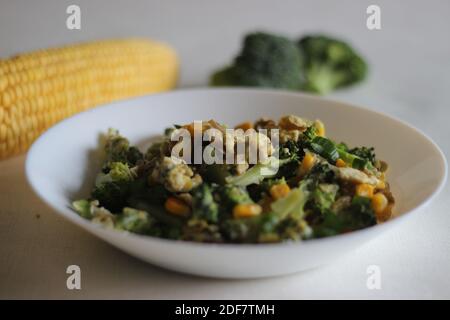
[355,183,375,198]
[376,180,386,190]
[314,119,325,137]
[270,183,291,200]
[164,197,191,217]
[233,203,262,218]
[235,121,253,131]
[299,153,316,175]
[0,38,179,160]
[335,158,346,168]
[371,193,388,216]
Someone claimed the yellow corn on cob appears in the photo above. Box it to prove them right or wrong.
[0,38,178,160]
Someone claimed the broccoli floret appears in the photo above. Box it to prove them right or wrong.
[72,199,115,228]
[196,163,231,185]
[182,218,223,243]
[219,185,253,210]
[108,162,134,181]
[191,184,220,223]
[312,183,339,212]
[248,177,286,202]
[221,218,260,243]
[210,67,235,86]
[103,129,143,167]
[91,162,135,212]
[72,199,92,219]
[312,196,376,237]
[145,141,165,161]
[211,32,303,90]
[303,163,337,187]
[297,35,368,94]
[276,216,313,241]
[115,207,155,234]
[91,181,130,212]
[126,146,144,166]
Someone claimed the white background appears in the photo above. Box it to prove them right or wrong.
[0,0,449,299]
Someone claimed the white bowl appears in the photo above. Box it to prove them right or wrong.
[26,88,447,278]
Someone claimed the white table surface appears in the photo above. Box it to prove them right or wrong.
[1,0,449,299]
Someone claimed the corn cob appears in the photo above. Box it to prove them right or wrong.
[0,38,178,160]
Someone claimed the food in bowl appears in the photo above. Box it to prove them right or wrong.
[72,114,394,243]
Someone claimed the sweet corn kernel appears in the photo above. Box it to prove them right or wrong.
[371,193,388,215]
[299,153,316,175]
[270,183,291,200]
[335,158,346,167]
[314,119,325,137]
[164,197,191,216]
[233,203,262,218]
[376,180,386,190]
[355,183,375,198]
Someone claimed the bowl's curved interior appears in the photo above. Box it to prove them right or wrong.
[25,88,447,278]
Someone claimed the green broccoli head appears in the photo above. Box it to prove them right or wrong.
[182,218,223,243]
[91,162,136,212]
[312,196,376,237]
[104,129,143,167]
[108,162,134,181]
[115,207,155,234]
[297,35,368,94]
[191,184,220,223]
[311,183,339,212]
[221,218,260,243]
[211,32,303,90]
[219,185,254,212]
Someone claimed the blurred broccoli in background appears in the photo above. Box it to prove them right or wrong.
[210,32,303,90]
[297,35,368,94]
[210,32,368,95]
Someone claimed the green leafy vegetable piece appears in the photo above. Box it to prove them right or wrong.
[348,146,376,166]
[302,126,373,170]
[309,136,340,163]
